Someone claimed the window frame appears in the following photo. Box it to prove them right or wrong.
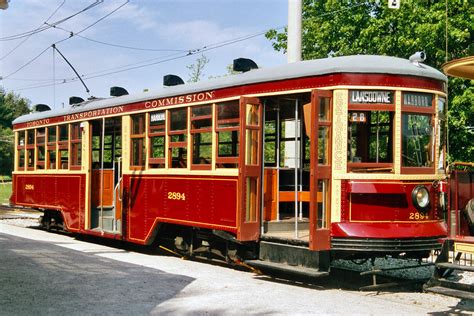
[400,92,436,174]
[190,104,213,170]
[130,114,146,170]
[347,101,395,172]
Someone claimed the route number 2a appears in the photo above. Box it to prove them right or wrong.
[167,192,186,201]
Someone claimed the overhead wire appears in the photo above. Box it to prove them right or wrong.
[6,2,363,92]
[3,0,128,82]
[0,0,66,61]
[0,0,103,41]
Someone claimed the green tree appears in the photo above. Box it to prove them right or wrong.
[266,0,473,162]
[0,87,31,175]
[186,54,210,83]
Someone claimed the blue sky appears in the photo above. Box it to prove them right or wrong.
[0,0,288,109]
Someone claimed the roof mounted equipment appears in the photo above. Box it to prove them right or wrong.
[233,58,258,72]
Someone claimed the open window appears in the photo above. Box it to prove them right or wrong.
[16,131,25,171]
[26,129,35,170]
[191,105,213,170]
[168,108,188,168]
[47,126,57,169]
[216,101,240,168]
[70,123,82,170]
[130,114,145,169]
[348,111,394,167]
[58,124,69,169]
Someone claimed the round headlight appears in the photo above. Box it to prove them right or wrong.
[412,185,430,212]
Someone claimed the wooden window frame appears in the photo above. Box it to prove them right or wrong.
[148,110,166,168]
[191,104,213,170]
[168,108,188,169]
[347,102,395,172]
[16,131,26,171]
[215,101,240,167]
[25,129,35,171]
[58,124,69,170]
[130,114,146,170]
[400,95,436,174]
[70,123,82,170]
[46,126,57,170]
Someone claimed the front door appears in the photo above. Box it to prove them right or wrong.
[237,97,263,241]
[90,117,122,233]
[308,89,332,250]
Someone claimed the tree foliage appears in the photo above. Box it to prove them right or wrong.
[266,0,473,162]
[186,54,210,83]
[0,87,30,175]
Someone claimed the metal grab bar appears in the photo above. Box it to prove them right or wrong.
[113,157,123,202]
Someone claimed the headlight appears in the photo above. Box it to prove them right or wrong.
[412,185,430,212]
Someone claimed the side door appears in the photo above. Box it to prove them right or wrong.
[308,89,332,250]
[237,97,263,241]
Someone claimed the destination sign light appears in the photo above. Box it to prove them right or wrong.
[350,90,393,104]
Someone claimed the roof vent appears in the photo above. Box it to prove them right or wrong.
[110,86,129,97]
[163,74,184,86]
[69,96,84,105]
[233,58,258,72]
[33,104,51,112]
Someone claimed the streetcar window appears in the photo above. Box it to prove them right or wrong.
[131,114,145,168]
[18,149,25,170]
[437,97,446,171]
[70,123,82,169]
[58,124,69,169]
[26,129,35,170]
[36,128,45,170]
[149,110,166,168]
[169,108,188,168]
[27,149,34,169]
[47,126,56,144]
[59,125,68,142]
[59,149,69,169]
[48,149,56,169]
[216,101,240,168]
[17,132,25,170]
[348,111,393,165]
[191,105,212,168]
[402,114,433,167]
[27,129,34,145]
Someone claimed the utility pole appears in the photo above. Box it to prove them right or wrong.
[287,0,302,63]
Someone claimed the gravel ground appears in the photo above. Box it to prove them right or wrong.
[1,214,473,315]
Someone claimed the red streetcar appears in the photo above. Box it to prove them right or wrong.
[11,55,450,276]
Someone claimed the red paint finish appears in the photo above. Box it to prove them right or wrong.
[12,174,85,231]
[13,73,445,130]
[332,221,447,238]
[123,175,238,244]
[449,170,474,237]
[343,180,440,222]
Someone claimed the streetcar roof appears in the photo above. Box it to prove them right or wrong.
[13,55,447,125]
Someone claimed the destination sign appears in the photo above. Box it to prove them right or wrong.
[350,90,393,104]
[403,92,433,107]
[150,112,165,122]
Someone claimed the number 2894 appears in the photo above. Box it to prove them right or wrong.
[168,192,186,201]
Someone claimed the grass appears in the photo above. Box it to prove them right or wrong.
[0,181,12,205]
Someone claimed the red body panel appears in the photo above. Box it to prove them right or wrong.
[12,174,85,231]
[332,221,447,239]
[331,180,447,238]
[123,175,238,244]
